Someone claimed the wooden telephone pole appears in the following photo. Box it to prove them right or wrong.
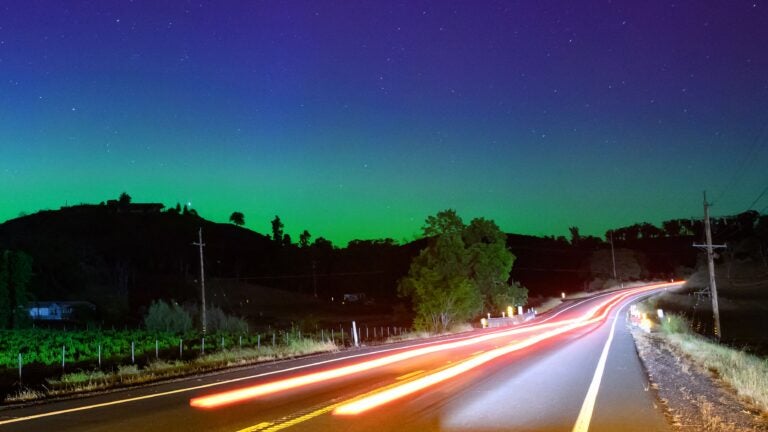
[193,228,207,334]
[693,192,726,339]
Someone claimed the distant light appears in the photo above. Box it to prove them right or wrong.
[561,292,566,299]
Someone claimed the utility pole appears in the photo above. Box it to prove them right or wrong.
[693,191,726,339]
[193,228,207,334]
[609,231,618,281]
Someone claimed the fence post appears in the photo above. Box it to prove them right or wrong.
[341,327,345,345]
[18,353,22,381]
[352,321,359,347]
[239,335,242,350]
[221,336,224,350]
[131,341,135,364]
[366,326,369,340]
[257,334,261,349]
[202,337,205,355]
[179,338,183,358]
[98,344,101,367]
[272,332,276,347]
[155,340,159,360]
[62,345,65,370]
[331,328,334,342]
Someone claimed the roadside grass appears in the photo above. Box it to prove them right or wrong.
[386,323,473,343]
[7,338,337,402]
[4,387,46,403]
[535,297,564,314]
[660,313,768,414]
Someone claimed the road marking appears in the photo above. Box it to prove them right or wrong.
[396,370,425,381]
[245,403,340,432]
[235,366,440,432]
[571,313,618,432]
[238,421,272,431]
[570,289,665,432]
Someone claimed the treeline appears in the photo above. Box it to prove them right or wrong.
[2,193,767,330]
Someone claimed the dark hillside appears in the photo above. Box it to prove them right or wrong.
[1,202,711,327]
[0,205,275,323]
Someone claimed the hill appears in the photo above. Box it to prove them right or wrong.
[0,200,710,327]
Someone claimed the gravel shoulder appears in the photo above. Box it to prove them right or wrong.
[631,328,768,431]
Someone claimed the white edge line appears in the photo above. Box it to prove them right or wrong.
[571,289,665,432]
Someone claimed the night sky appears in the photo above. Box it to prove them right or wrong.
[2,1,767,245]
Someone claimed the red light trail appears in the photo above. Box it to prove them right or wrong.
[190,282,679,411]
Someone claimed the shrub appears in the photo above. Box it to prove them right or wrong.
[661,313,691,335]
[206,306,248,333]
[144,300,193,333]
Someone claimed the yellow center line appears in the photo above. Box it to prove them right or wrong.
[238,421,273,432]
[235,361,465,432]
[395,370,425,381]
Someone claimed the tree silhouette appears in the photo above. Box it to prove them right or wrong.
[568,226,581,246]
[271,216,284,243]
[282,233,292,247]
[118,192,131,206]
[166,203,181,215]
[639,223,663,239]
[0,250,32,329]
[589,248,646,284]
[299,230,312,248]
[229,211,245,226]
[662,220,682,237]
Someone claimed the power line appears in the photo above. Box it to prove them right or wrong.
[713,122,768,206]
[746,184,768,211]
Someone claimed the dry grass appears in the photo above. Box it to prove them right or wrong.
[385,323,473,343]
[17,338,338,402]
[697,396,741,431]
[386,330,432,343]
[4,387,46,403]
[661,314,768,414]
[535,297,563,314]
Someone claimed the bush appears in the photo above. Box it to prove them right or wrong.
[661,313,691,335]
[144,300,193,334]
[206,306,248,333]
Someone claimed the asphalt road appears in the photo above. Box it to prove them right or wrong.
[0,283,681,432]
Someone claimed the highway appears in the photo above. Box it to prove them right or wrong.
[0,282,680,432]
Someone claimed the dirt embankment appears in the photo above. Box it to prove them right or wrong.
[632,329,768,431]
